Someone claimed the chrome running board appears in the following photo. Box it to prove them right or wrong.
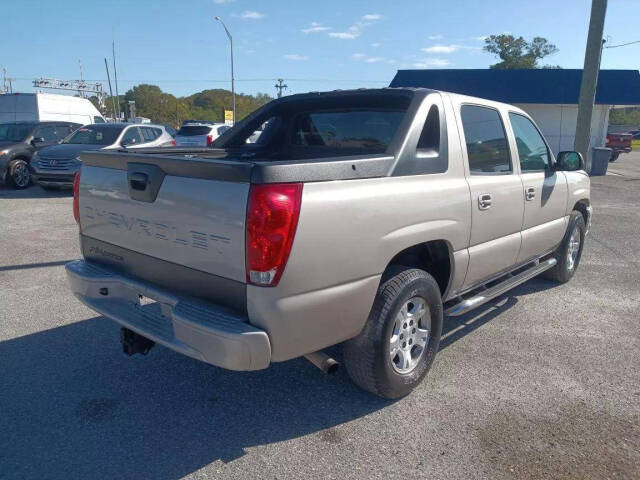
[444,257,557,317]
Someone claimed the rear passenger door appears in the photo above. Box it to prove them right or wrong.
[458,104,525,288]
[508,112,568,263]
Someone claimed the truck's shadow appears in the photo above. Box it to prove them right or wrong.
[0,277,556,480]
[0,184,72,199]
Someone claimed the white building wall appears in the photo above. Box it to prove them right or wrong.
[513,103,610,156]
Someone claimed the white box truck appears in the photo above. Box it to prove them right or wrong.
[0,93,105,125]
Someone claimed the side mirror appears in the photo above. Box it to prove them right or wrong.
[121,138,135,147]
[31,137,45,146]
[556,151,584,171]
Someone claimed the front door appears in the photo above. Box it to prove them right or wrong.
[458,104,524,288]
[508,112,568,263]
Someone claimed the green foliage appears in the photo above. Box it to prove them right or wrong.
[609,107,640,126]
[90,85,272,127]
[484,34,559,69]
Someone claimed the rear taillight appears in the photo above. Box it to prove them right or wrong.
[73,171,81,225]
[171,139,176,146]
[246,183,303,286]
[206,134,213,147]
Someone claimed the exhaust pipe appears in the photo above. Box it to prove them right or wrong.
[304,351,340,375]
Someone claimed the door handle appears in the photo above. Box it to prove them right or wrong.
[478,193,492,210]
[525,187,536,201]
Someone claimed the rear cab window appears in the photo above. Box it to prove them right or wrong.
[214,93,412,160]
[460,105,512,174]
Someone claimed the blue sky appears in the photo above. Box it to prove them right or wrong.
[2,0,638,98]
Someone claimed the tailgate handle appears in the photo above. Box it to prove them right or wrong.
[130,172,149,191]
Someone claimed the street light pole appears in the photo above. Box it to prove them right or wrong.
[215,16,235,125]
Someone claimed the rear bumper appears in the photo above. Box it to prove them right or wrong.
[66,260,271,370]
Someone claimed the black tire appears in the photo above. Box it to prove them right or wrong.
[542,211,586,284]
[610,152,619,162]
[8,159,31,189]
[40,185,59,191]
[343,267,443,399]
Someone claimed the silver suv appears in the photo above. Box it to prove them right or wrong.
[31,123,174,188]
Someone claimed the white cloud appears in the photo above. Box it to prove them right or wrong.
[284,54,309,61]
[246,49,255,54]
[371,42,382,48]
[351,53,394,64]
[329,31,360,39]
[235,10,264,19]
[422,44,459,54]
[474,35,488,41]
[412,58,452,68]
[329,14,382,40]
[428,35,443,40]
[301,22,332,34]
[213,0,234,3]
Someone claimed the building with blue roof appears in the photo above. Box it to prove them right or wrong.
[390,69,640,155]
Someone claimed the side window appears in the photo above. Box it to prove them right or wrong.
[55,125,72,139]
[509,113,550,172]
[140,127,155,142]
[152,127,163,138]
[34,125,58,142]
[460,105,511,174]
[417,104,440,153]
[121,127,142,145]
[94,116,106,124]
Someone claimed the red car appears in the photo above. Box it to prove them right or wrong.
[605,133,633,162]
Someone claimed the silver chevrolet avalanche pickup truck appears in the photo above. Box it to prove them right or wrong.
[66,88,591,398]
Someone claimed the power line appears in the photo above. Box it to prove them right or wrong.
[604,39,640,48]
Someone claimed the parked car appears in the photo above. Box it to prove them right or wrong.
[66,88,591,398]
[31,123,175,189]
[174,122,230,147]
[0,121,81,188]
[605,132,633,161]
[0,92,105,125]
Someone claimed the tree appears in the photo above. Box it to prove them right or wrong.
[89,84,273,127]
[484,34,559,69]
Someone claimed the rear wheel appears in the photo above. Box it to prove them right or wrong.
[542,211,586,283]
[8,160,31,189]
[343,267,443,399]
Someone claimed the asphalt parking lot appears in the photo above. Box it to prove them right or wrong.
[1,154,639,480]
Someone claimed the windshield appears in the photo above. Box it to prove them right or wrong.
[63,125,123,145]
[0,123,33,142]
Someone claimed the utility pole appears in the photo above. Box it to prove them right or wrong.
[274,78,288,98]
[104,58,117,120]
[112,41,121,121]
[574,0,608,169]
[78,59,84,98]
[215,16,235,124]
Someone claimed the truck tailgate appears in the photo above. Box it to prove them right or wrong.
[78,152,251,285]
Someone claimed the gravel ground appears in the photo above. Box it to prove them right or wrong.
[1,154,639,480]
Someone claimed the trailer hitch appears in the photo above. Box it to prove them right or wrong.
[120,328,155,356]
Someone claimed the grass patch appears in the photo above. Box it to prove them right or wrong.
[633,139,640,150]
